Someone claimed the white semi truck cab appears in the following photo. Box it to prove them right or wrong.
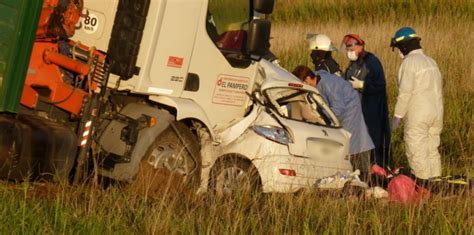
[74,0,274,132]
[70,0,277,183]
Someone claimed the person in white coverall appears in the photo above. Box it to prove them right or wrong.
[390,27,443,180]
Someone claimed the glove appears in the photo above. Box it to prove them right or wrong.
[392,117,401,130]
[349,76,364,89]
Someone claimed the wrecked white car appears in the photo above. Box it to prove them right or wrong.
[198,60,353,194]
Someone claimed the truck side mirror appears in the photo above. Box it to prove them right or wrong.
[254,0,275,14]
[246,19,271,57]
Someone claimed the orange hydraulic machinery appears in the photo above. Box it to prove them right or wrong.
[21,0,107,116]
[0,0,110,182]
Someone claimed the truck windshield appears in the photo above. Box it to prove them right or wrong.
[265,87,339,127]
[206,0,251,52]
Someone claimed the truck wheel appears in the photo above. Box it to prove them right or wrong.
[209,157,261,196]
[130,122,201,197]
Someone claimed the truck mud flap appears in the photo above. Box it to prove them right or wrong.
[0,113,77,181]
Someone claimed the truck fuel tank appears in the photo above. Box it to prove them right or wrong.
[0,114,77,181]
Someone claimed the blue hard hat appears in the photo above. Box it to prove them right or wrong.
[390,27,420,48]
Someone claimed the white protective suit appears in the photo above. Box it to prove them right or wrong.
[394,49,443,179]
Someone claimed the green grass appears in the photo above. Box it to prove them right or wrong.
[0,0,472,234]
[0,183,472,234]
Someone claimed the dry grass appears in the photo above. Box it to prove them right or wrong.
[0,181,472,234]
[270,16,474,172]
[272,0,474,23]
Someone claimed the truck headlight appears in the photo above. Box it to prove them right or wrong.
[252,125,292,145]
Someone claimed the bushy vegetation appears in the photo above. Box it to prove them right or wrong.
[0,0,472,234]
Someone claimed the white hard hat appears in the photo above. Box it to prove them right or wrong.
[307,33,338,51]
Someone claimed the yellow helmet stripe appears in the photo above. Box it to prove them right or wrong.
[395,34,418,42]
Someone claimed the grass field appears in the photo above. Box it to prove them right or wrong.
[0,0,473,234]
[270,0,474,172]
[0,182,472,234]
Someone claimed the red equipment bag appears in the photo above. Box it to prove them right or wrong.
[387,174,431,204]
[371,164,431,204]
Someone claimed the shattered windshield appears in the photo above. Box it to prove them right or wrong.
[265,87,338,127]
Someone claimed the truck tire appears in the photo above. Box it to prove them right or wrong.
[130,122,201,197]
[209,156,261,196]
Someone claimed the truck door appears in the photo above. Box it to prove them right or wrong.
[180,0,259,126]
[144,0,204,97]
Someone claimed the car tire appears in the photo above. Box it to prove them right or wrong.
[209,156,261,196]
[129,121,201,198]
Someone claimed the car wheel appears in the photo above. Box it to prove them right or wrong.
[209,157,261,196]
[130,122,201,198]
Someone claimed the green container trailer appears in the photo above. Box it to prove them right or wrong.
[0,0,42,113]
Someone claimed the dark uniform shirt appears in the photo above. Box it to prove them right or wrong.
[313,57,342,76]
[344,52,391,167]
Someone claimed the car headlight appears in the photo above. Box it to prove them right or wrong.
[252,125,292,145]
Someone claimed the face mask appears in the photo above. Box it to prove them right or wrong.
[347,50,358,61]
[398,50,405,59]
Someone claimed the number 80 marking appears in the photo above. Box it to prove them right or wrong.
[83,16,98,27]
